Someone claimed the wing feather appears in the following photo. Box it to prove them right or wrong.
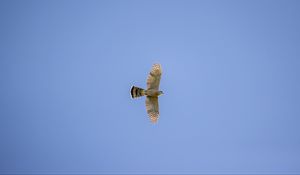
[145,97,159,123]
[147,64,162,90]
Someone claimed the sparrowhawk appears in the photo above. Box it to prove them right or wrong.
[131,64,163,123]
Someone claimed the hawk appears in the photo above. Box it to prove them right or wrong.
[131,64,163,123]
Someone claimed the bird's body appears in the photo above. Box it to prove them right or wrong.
[131,64,163,123]
[145,89,163,97]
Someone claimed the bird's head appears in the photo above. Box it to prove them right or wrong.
[158,91,164,96]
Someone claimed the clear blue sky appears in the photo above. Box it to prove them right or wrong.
[0,0,300,174]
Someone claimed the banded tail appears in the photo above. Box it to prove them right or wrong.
[131,86,145,98]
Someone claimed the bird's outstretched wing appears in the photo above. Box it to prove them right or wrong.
[145,96,159,123]
[147,64,162,90]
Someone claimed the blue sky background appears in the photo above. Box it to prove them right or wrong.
[0,0,300,174]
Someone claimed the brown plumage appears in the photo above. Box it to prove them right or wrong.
[131,64,163,123]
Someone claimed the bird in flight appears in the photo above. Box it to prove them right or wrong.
[131,64,163,123]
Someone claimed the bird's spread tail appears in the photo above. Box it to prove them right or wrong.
[131,86,145,98]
